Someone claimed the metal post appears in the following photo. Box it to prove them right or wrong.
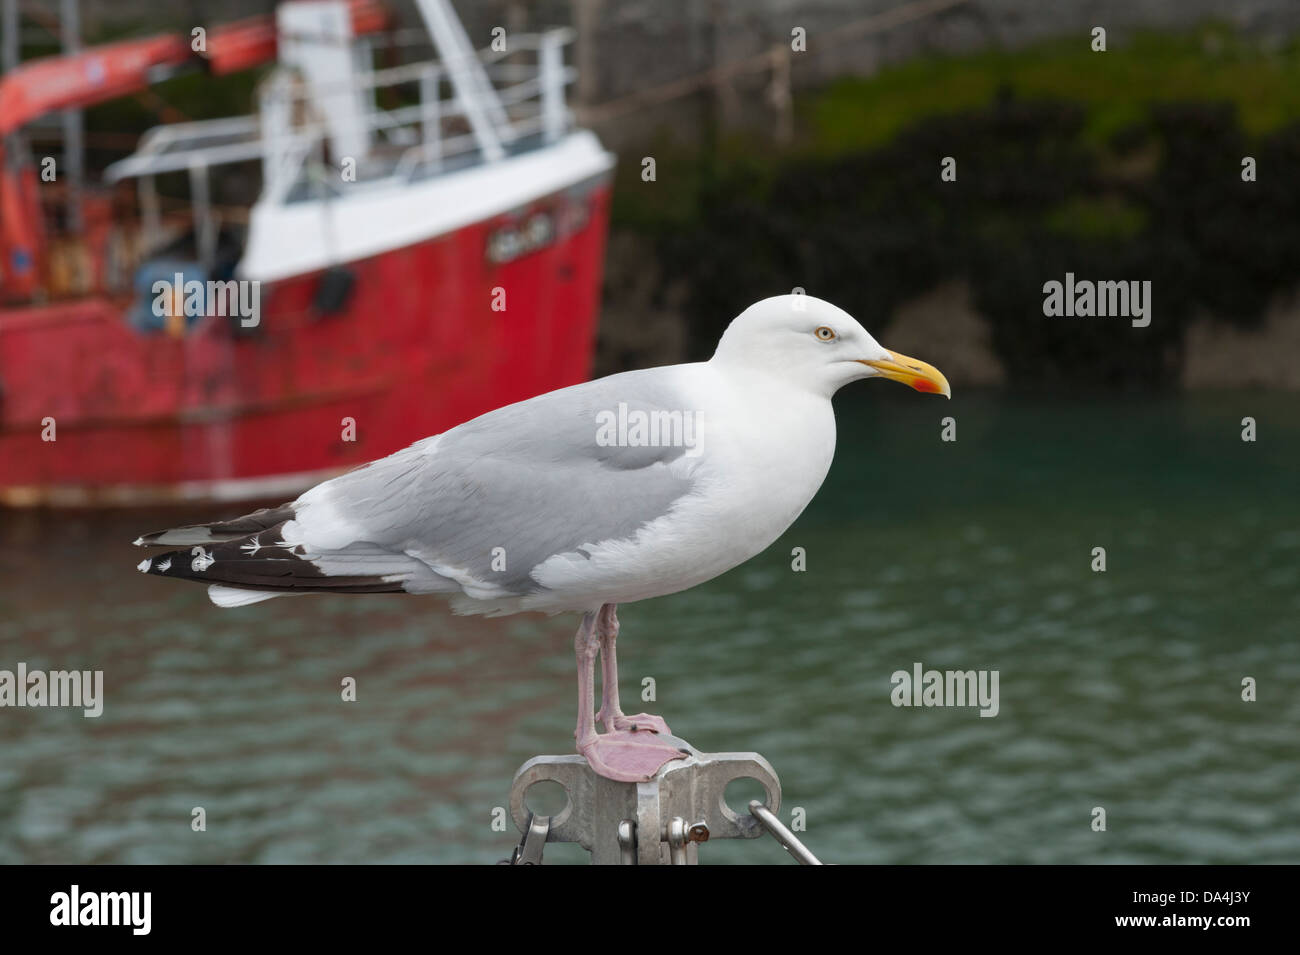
[2,0,19,74]
[419,63,441,172]
[188,160,213,271]
[259,74,292,201]
[748,800,823,865]
[353,37,373,105]
[139,175,160,254]
[60,0,83,232]
[539,30,565,144]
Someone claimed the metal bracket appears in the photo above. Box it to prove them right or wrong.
[748,800,823,865]
[509,811,551,865]
[508,738,781,864]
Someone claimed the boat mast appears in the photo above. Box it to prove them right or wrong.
[1,0,88,232]
[60,0,84,233]
[413,0,512,162]
[1,0,17,74]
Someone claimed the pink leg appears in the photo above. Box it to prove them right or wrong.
[574,604,686,783]
[572,610,600,750]
[594,604,670,735]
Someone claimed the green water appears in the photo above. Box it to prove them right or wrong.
[0,391,1296,864]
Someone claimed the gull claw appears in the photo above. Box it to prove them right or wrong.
[613,712,670,735]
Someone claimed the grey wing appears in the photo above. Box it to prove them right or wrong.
[287,367,702,598]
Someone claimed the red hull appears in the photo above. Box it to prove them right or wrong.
[0,180,610,506]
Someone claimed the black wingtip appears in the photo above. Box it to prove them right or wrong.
[132,505,297,549]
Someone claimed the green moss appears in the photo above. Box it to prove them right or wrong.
[804,24,1300,155]
[1045,196,1148,240]
[613,23,1300,242]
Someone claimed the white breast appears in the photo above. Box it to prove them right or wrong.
[526,363,837,612]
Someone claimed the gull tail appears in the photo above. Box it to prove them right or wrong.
[134,512,410,608]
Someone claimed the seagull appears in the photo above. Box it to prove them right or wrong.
[134,295,949,782]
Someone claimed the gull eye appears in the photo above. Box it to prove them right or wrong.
[814,325,836,342]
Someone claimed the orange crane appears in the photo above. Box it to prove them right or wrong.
[0,0,388,300]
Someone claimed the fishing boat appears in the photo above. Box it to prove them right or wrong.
[0,0,613,506]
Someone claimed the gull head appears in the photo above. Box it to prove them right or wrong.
[711,294,951,399]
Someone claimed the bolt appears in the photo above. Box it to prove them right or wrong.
[686,821,710,843]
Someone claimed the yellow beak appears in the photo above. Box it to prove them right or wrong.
[860,349,951,398]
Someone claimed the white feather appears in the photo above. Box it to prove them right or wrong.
[208,585,287,608]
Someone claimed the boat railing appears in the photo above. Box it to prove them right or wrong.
[106,28,576,192]
[104,26,577,264]
[275,26,578,190]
